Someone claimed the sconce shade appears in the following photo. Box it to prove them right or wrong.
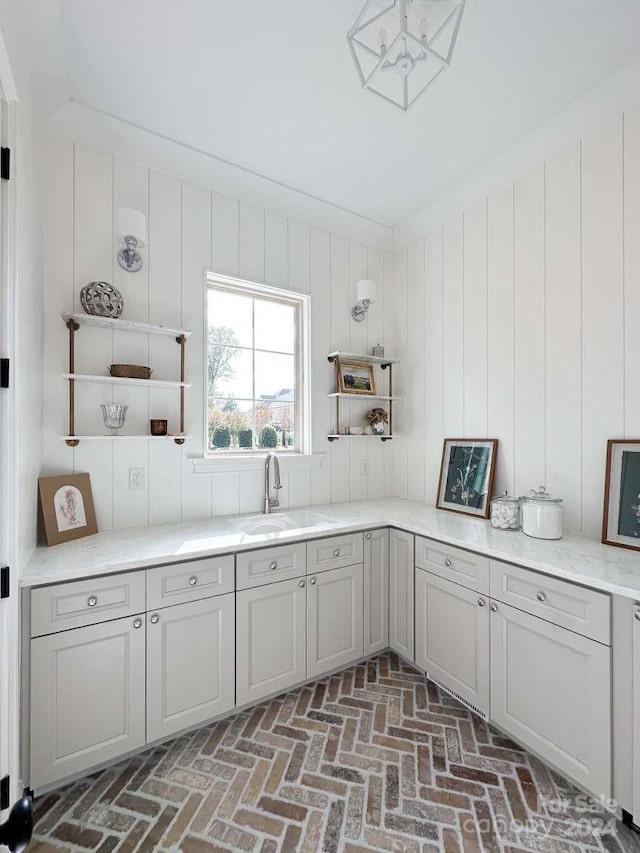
[117,207,146,247]
[356,279,377,304]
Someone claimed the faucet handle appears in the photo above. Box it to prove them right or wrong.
[274,483,283,490]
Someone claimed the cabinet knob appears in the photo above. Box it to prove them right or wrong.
[477,598,485,607]
[490,603,498,613]
[133,618,142,629]
[333,549,340,557]
[444,558,452,568]
[87,595,98,608]
[536,591,546,602]
[635,610,640,622]
[150,613,160,624]
[188,576,198,586]
[299,580,305,588]
[269,561,278,570]
[366,533,372,540]
[310,577,317,585]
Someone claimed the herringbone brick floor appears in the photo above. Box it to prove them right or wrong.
[30,653,640,853]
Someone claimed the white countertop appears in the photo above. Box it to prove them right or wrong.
[21,498,640,598]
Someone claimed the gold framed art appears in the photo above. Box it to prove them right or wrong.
[337,360,376,395]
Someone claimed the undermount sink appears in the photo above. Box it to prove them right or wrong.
[237,510,331,536]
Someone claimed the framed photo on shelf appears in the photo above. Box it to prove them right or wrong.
[337,360,376,395]
[436,438,498,519]
[602,439,640,551]
[38,473,98,546]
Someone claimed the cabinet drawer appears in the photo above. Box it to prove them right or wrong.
[31,572,146,637]
[147,555,234,609]
[307,532,364,574]
[490,560,610,644]
[415,536,489,595]
[237,543,306,590]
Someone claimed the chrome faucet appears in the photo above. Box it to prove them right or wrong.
[264,452,282,514]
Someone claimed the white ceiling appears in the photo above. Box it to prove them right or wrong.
[58,0,640,227]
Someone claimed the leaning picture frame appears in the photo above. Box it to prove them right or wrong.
[337,360,376,395]
[602,439,640,552]
[436,438,499,519]
[38,472,98,546]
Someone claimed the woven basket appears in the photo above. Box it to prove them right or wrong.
[109,364,152,380]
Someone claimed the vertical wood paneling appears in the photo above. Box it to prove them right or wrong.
[624,106,640,437]
[406,239,426,501]
[487,183,515,496]
[309,228,331,505]
[212,193,239,275]
[265,212,288,289]
[365,247,385,500]
[442,220,464,437]
[385,249,407,497]
[514,164,545,497]
[288,221,310,294]
[462,200,488,437]
[545,143,582,531]
[424,227,443,503]
[582,119,624,537]
[329,234,350,503]
[112,440,148,528]
[239,203,265,282]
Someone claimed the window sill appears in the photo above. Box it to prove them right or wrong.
[191,453,325,474]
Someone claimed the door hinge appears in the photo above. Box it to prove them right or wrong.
[1,147,10,180]
[0,359,8,388]
[0,776,9,810]
[0,567,9,599]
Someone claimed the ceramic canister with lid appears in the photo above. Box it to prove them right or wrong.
[521,486,563,540]
[490,492,521,530]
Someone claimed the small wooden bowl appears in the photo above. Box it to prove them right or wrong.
[109,364,153,380]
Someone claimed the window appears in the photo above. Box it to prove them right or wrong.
[206,273,309,455]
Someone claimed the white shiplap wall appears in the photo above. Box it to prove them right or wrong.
[42,139,397,530]
[399,106,640,538]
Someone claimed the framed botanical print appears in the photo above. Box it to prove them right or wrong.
[602,440,640,551]
[337,360,376,395]
[436,439,499,519]
[38,473,98,546]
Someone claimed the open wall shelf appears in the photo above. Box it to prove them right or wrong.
[326,351,399,441]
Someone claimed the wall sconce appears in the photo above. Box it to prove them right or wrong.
[117,208,146,273]
[351,279,376,322]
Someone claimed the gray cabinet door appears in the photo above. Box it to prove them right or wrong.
[389,529,414,660]
[236,577,306,706]
[307,563,364,679]
[632,605,640,820]
[146,594,235,743]
[415,569,489,716]
[30,615,146,789]
[364,529,389,655]
[491,600,611,797]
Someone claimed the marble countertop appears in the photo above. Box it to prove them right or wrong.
[21,498,640,599]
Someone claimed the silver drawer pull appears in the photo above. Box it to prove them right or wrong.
[536,591,546,602]
[150,613,160,624]
[188,576,198,586]
[333,549,340,557]
[310,577,317,585]
[444,558,452,567]
[490,603,498,613]
[269,561,278,570]
[87,595,98,608]
[299,580,305,588]
[366,533,372,540]
[635,610,640,622]
[477,598,485,607]
[133,618,142,629]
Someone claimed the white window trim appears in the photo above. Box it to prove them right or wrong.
[203,271,311,460]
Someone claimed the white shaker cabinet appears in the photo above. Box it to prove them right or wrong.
[307,563,364,679]
[236,577,307,707]
[632,605,640,821]
[490,600,611,797]
[415,568,490,716]
[30,615,146,789]
[364,528,389,655]
[389,529,414,660]
[146,594,235,743]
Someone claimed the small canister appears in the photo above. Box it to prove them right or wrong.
[490,492,521,530]
[371,343,385,358]
[521,486,563,540]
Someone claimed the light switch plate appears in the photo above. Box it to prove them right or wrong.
[129,468,146,491]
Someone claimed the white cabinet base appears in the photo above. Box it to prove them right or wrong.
[307,564,364,679]
[389,529,414,660]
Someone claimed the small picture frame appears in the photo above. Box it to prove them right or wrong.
[38,473,98,546]
[602,439,640,552]
[436,439,498,519]
[337,360,376,395]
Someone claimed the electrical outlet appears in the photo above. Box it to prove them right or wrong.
[360,459,369,476]
[129,468,146,491]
